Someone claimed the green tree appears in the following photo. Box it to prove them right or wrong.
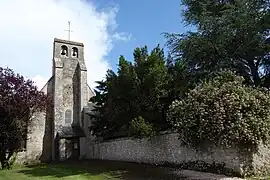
[133,45,170,130]
[90,45,171,139]
[165,0,270,87]
[89,70,118,138]
[129,116,155,139]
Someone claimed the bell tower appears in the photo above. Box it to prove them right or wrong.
[52,38,88,161]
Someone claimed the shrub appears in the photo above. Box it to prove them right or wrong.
[167,71,270,150]
[129,116,155,138]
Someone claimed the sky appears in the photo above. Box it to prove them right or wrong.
[0,0,192,89]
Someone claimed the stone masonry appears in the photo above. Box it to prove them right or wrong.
[17,38,94,163]
[85,133,270,176]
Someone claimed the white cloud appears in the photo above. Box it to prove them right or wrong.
[32,75,48,90]
[0,0,130,89]
[113,32,133,42]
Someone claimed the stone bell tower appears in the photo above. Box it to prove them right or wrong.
[52,38,88,161]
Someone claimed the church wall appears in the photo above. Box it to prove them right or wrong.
[79,70,88,125]
[41,77,54,162]
[79,103,95,158]
[25,111,47,163]
[53,39,85,128]
[87,85,95,101]
[16,78,54,164]
[16,111,46,164]
[53,65,64,160]
[79,74,94,158]
[62,59,80,126]
[53,39,88,161]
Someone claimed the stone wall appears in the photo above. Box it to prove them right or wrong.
[84,133,270,176]
[16,104,54,164]
[16,111,47,164]
[251,143,270,175]
[16,78,54,164]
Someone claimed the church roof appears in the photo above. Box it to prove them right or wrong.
[58,125,85,138]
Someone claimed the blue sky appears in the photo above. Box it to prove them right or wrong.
[92,0,192,71]
[0,0,193,89]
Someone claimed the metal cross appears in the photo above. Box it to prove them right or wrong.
[65,21,73,40]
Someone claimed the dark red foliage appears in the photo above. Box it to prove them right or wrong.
[0,67,50,169]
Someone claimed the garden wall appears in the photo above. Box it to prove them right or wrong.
[82,133,270,176]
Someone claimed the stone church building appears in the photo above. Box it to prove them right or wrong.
[18,38,95,162]
[16,39,270,175]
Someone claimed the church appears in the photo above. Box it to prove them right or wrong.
[18,38,95,163]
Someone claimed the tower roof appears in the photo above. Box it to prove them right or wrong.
[54,38,84,47]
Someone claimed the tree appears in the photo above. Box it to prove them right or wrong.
[167,71,270,151]
[90,45,171,139]
[89,70,118,138]
[0,67,50,169]
[129,116,155,139]
[133,45,170,130]
[165,0,270,87]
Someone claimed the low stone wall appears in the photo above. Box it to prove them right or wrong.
[85,133,270,176]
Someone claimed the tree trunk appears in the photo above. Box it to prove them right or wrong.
[248,59,261,86]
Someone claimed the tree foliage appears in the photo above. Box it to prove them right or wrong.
[129,116,155,139]
[90,46,172,139]
[167,71,270,150]
[89,0,270,150]
[0,67,50,169]
[165,0,270,87]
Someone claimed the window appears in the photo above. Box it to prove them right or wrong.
[73,142,78,149]
[65,109,72,124]
[71,47,78,58]
[61,45,68,57]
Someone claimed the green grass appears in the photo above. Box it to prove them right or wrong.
[0,164,115,180]
[0,160,179,180]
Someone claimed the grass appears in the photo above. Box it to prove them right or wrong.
[0,160,181,180]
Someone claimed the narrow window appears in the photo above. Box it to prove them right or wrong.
[65,109,72,124]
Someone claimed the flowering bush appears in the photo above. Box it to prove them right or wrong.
[167,71,270,150]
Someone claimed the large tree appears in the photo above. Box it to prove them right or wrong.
[90,45,170,139]
[0,67,49,169]
[165,0,270,87]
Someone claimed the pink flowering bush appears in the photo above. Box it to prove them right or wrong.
[167,71,270,150]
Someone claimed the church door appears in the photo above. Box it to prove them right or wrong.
[65,138,80,160]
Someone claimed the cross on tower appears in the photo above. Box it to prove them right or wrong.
[64,21,73,40]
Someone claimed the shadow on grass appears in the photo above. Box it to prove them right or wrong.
[17,160,184,179]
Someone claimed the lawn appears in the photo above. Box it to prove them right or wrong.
[0,160,180,180]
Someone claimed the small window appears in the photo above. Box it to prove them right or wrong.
[65,109,72,124]
[72,47,78,58]
[73,142,78,149]
[61,45,68,57]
